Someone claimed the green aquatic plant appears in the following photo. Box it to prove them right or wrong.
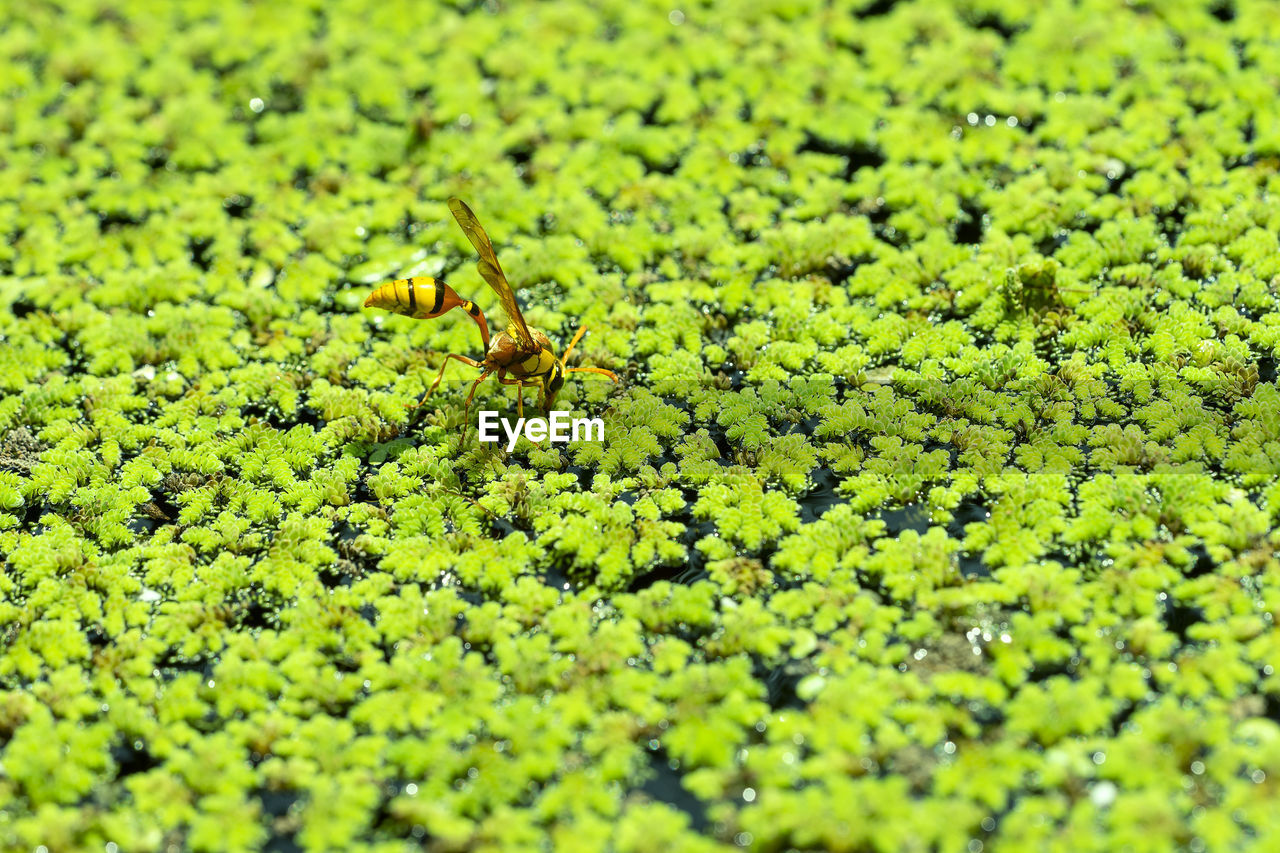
[2,0,1280,850]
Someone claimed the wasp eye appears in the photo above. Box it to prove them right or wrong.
[548,366,565,395]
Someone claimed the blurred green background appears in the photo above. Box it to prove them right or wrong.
[2,0,1280,850]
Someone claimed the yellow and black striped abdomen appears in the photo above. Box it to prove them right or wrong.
[364,277,454,319]
[363,276,492,349]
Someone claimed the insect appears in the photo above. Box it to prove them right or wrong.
[364,197,617,442]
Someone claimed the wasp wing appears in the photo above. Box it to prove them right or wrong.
[447,197,535,352]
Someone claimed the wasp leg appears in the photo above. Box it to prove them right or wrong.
[499,374,545,418]
[427,353,486,398]
[458,367,495,445]
[497,374,526,421]
[497,374,543,445]
[408,353,486,411]
[496,376,542,448]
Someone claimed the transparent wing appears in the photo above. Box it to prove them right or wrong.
[448,197,535,351]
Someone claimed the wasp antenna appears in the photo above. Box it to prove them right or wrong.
[561,323,590,363]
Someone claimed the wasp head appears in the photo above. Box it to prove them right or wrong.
[542,360,566,409]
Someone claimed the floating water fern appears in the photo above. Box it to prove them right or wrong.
[2,0,1280,850]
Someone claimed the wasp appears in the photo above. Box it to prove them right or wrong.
[364,198,617,442]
